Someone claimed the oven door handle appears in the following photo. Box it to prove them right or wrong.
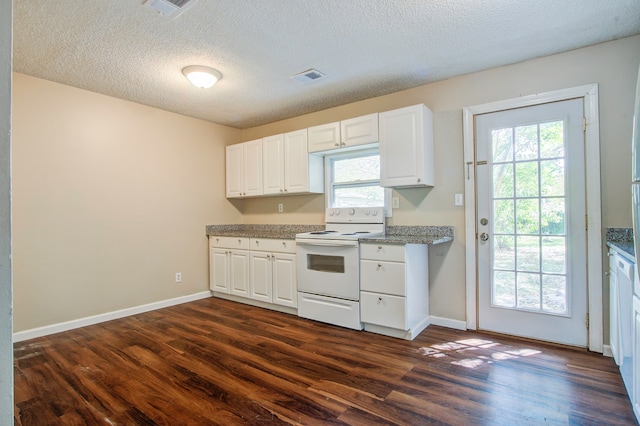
[295,238,359,248]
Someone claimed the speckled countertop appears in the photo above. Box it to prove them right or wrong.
[361,225,453,245]
[606,227,635,262]
[206,224,454,246]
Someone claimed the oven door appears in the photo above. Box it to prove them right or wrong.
[295,238,360,300]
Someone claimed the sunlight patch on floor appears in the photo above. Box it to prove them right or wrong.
[419,338,541,369]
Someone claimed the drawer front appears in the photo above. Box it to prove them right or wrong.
[210,236,250,250]
[360,260,406,296]
[250,238,296,254]
[361,291,407,330]
[360,243,405,262]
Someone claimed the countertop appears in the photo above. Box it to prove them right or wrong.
[606,227,635,263]
[206,224,454,246]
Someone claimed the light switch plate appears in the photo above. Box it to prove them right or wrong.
[455,193,463,206]
[392,197,400,209]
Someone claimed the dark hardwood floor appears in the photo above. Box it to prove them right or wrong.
[14,297,636,425]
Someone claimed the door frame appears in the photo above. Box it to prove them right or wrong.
[463,84,602,352]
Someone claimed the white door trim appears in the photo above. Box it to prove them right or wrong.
[463,84,603,352]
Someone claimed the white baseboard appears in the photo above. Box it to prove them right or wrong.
[13,291,213,343]
[602,345,613,358]
[429,315,468,331]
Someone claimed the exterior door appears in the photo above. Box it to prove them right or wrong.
[476,98,587,347]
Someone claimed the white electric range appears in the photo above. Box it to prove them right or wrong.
[295,207,385,330]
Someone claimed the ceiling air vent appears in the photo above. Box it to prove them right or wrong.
[144,0,198,18]
[291,69,327,84]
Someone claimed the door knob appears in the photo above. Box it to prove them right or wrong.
[480,233,489,241]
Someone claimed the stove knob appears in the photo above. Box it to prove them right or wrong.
[328,209,335,216]
[364,209,371,215]
[372,209,379,216]
[335,209,341,216]
[348,208,355,215]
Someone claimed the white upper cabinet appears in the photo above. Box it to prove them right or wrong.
[307,121,340,152]
[225,139,263,198]
[341,113,379,147]
[379,104,434,188]
[262,134,285,195]
[307,113,379,153]
[261,129,323,195]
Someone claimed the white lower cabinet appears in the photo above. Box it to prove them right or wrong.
[633,294,640,419]
[249,246,297,308]
[360,243,430,340]
[209,237,250,297]
[210,235,297,312]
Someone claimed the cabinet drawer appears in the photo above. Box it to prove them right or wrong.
[361,291,407,330]
[360,243,405,262]
[360,260,406,296]
[250,238,296,253]
[210,236,250,250]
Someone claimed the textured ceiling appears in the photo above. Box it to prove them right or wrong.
[12,0,640,129]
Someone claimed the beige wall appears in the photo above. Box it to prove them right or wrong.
[11,73,242,332]
[240,35,640,323]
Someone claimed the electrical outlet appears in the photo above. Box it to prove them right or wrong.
[278,203,284,213]
[175,272,182,283]
[455,193,464,206]
[392,197,400,209]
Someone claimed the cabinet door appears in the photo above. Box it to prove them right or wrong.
[611,260,620,365]
[308,121,340,153]
[225,144,244,198]
[262,134,285,195]
[243,139,263,197]
[211,248,230,293]
[341,113,378,148]
[284,129,309,194]
[633,296,640,419]
[250,251,273,303]
[273,253,297,308]
[229,250,250,298]
[379,104,434,188]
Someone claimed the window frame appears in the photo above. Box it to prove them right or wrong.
[324,148,392,215]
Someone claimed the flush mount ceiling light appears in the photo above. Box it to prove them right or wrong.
[182,66,222,89]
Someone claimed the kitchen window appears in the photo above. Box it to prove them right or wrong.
[325,149,390,212]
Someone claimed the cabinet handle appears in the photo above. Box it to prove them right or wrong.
[334,142,340,147]
[605,271,611,276]
[377,246,382,252]
[341,142,346,147]
[216,238,219,243]
[417,178,422,183]
[282,242,286,247]
[607,252,613,257]
[284,189,288,193]
[255,240,259,246]
[378,297,383,302]
[267,254,271,259]
[376,263,382,271]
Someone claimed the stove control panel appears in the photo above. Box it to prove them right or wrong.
[326,207,385,223]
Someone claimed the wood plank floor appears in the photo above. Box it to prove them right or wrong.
[14,297,637,425]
